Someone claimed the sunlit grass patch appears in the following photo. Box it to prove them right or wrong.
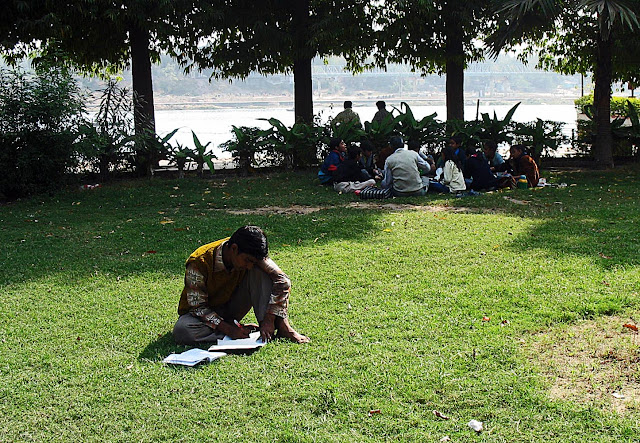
[1,167,640,441]
[523,315,640,414]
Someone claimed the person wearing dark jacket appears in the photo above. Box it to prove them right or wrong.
[359,139,383,180]
[318,138,346,184]
[333,146,376,193]
[464,148,500,191]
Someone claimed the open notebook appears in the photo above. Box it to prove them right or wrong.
[163,348,227,366]
[164,332,267,366]
[208,331,267,352]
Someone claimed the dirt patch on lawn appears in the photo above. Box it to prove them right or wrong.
[344,202,471,212]
[524,316,640,414]
[226,205,324,215]
[226,202,474,215]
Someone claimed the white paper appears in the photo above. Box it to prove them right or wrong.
[468,420,484,432]
[163,348,227,366]
[208,331,267,351]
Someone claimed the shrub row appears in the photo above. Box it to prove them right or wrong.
[10,67,640,200]
[221,102,569,173]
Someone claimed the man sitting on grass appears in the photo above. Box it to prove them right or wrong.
[381,136,431,197]
[173,225,309,345]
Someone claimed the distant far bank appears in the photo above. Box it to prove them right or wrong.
[151,91,581,111]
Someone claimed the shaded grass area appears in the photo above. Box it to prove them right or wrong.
[1,168,639,441]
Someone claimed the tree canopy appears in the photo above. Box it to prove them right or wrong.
[488,0,640,167]
[372,0,493,121]
[168,0,374,123]
[1,0,187,173]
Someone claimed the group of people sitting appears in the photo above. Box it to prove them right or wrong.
[318,134,541,197]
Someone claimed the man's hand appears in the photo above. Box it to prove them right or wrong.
[260,313,276,342]
[218,321,250,339]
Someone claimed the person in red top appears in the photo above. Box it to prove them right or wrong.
[173,226,309,345]
[493,144,540,188]
[508,144,540,187]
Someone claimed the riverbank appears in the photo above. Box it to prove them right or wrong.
[150,91,580,111]
[153,103,580,162]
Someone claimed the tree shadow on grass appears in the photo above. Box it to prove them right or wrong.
[0,199,390,287]
[4,171,639,288]
[499,186,640,269]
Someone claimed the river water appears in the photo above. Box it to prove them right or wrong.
[154,103,578,167]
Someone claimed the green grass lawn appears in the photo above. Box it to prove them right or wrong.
[1,168,639,442]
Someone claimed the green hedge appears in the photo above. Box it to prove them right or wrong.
[574,94,640,115]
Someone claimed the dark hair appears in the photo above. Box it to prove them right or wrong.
[389,135,404,150]
[344,100,353,109]
[449,134,463,145]
[442,146,463,172]
[483,140,497,152]
[376,100,386,109]
[465,146,478,156]
[511,144,526,154]
[360,139,375,153]
[407,140,421,152]
[329,137,342,150]
[229,226,268,260]
[347,146,362,160]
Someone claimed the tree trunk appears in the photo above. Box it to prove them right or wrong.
[593,34,614,168]
[292,0,313,124]
[130,23,157,176]
[445,19,465,125]
[289,0,314,168]
[294,57,313,124]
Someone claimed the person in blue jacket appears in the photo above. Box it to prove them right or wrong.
[318,138,346,184]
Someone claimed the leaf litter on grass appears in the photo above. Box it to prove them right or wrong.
[523,315,640,414]
[224,202,491,216]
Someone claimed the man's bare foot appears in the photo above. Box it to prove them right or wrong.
[275,317,310,343]
[276,328,310,343]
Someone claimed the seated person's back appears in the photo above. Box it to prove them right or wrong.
[465,148,499,191]
[381,136,430,196]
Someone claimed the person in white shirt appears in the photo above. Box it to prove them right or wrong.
[430,146,466,194]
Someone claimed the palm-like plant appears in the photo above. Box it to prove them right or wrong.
[219,126,270,174]
[488,0,640,168]
[139,128,179,177]
[446,119,484,151]
[512,118,566,165]
[260,118,323,169]
[478,102,521,146]
[191,130,216,177]
[363,112,402,150]
[329,118,365,148]
[168,141,192,179]
[392,102,443,148]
